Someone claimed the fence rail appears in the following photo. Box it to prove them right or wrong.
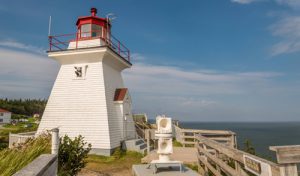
[196,134,300,176]
[48,30,130,62]
[9,131,36,148]
[174,125,236,148]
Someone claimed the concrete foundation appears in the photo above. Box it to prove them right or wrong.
[89,148,116,156]
[13,154,58,176]
[132,164,200,176]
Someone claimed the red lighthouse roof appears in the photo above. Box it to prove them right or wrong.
[76,8,110,27]
[75,8,111,40]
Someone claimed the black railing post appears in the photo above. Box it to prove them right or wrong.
[48,36,52,51]
[128,50,130,62]
[118,41,120,55]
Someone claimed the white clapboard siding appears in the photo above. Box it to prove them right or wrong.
[0,112,11,124]
[102,58,125,148]
[38,61,112,149]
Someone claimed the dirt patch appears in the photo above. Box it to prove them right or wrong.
[78,151,143,176]
[78,167,131,176]
[78,169,106,176]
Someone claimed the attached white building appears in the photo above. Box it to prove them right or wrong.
[0,108,11,124]
[37,8,136,156]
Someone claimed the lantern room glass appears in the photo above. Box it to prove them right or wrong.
[92,24,102,37]
[80,24,91,38]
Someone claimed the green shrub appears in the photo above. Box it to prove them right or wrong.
[243,139,256,155]
[185,163,198,171]
[112,147,125,159]
[58,135,92,176]
[173,139,183,147]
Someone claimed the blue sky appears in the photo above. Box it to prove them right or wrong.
[0,0,300,121]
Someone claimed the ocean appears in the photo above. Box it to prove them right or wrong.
[179,122,300,161]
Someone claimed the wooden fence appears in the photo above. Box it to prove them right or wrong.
[136,121,238,155]
[174,125,236,148]
[196,135,300,176]
[135,122,157,153]
[9,131,36,148]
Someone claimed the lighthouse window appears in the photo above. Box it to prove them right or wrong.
[92,24,102,37]
[73,65,88,79]
[74,67,83,78]
[80,24,91,38]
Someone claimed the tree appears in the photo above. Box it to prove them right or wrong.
[243,139,256,155]
[0,98,47,116]
[58,135,92,176]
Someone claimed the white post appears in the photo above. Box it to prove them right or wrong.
[146,129,150,154]
[270,145,300,176]
[51,128,59,155]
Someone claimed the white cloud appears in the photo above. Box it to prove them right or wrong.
[231,0,263,4]
[124,62,282,96]
[123,60,288,120]
[275,0,300,9]
[0,40,46,55]
[0,48,59,98]
[231,0,300,9]
[131,53,146,62]
[269,16,300,56]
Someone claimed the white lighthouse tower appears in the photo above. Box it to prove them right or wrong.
[37,8,136,155]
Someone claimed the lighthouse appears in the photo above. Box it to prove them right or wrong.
[37,8,136,155]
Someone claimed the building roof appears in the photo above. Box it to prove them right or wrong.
[0,108,10,113]
[114,88,128,101]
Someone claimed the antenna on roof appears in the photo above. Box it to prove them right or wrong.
[48,16,52,36]
[106,13,117,22]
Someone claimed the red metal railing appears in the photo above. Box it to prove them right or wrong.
[48,30,130,62]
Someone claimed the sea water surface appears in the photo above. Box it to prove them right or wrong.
[179,122,300,160]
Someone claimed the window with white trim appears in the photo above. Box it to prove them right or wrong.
[80,24,91,38]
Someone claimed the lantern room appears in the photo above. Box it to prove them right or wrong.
[76,8,111,40]
[48,8,130,62]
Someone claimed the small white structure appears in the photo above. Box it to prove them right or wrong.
[0,108,11,124]
[33,113,40,118]
[37,8,135,156]
[150,115,182,172]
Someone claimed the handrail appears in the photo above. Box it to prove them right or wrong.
[48,30,130,62]
[135,123,145,139]
[196,135,281,176]
[196,134,300,176]
[174,125,236,148]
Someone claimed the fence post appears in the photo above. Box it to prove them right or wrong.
[270,145,300,176]
[203,144,209,174]
[49,36,52,51]
[118,41,120,55]
[51,128,59,155]
[215,150,221,174]
[145,129,150,154]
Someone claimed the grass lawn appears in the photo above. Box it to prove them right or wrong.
[0,134,51,176]
[82,150,144,176]
[173,139,183,147]
[0,120,38,149]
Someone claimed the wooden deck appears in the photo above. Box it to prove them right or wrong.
[141,147,198,164]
